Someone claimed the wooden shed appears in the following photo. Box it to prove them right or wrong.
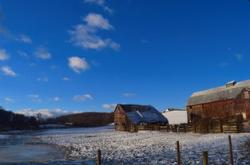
[114,104,168,132]
[187,80,250,133]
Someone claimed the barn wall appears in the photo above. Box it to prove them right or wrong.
[187,91,250,133]
[114,106,138,132]
[114,106,128,131]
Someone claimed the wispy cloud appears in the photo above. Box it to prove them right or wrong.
[219,53,244,68]
[37,76,49,82]
[234,53,243,61]
[62,77,70,81]
[4,97,14,103]
[0,9,12,39]
[35,47,52,60]
[102,103,116,110]
[73,94,93,101]
[69,13,120,50]
[68,56,89,73]
[84,0,113,13]
[17,50,29,58]
[123,93,136,97]
[1,66,16,77]
[0,49,9,61]
[52,97,60,102]
[28,94,42,103]
[16,34,32,44]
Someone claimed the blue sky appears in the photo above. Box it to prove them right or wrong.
[0,0,250,116]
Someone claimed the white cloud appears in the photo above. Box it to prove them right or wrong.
[84,13,113,30]
[1,66,16,77]
[73,94,93,101]
[16,108,77,119]
[16,34,32,44]
[102,103,117,110]
[69,13,120,50]
[84,0,113,13]
[68,56,89,73]
[28,94,42,103]
[0,49,9,61]
[35,47,52,60]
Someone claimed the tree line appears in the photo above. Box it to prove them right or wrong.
[0,107,38,131]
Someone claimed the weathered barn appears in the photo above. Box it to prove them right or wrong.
[187,80,250,133]
[114,104,168,132]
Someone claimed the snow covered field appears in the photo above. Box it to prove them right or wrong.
[0,135,10,139]
[39,127,250,165]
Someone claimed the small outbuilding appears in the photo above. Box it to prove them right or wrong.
[187,80,250,133]
[162,108,188,125]
[114,104,168,132]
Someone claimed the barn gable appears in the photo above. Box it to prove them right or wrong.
[187,80,250,106]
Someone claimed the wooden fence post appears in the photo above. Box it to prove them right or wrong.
[220,120,223,133]
[202,151,208,165]
[96,149,101,165]
[176,141,181,165]
[228,135,234,165]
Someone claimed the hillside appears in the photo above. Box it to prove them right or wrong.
[55,112,114,127]
[0,107,38,131]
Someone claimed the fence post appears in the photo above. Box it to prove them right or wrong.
[202,151,208,165]
[176,141,181,165]
[96,149,101,165]
[228,135,234,165]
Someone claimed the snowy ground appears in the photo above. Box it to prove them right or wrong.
[0,135,10,139]
[39,127,250,165]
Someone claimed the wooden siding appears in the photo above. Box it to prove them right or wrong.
[187,90,250,133]
[114,106,131,131]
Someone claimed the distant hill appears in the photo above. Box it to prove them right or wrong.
[0,107,38,131]
[55,112,114,127]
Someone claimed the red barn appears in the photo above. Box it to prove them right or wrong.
[114,104,168,132]
[187,80,250,133]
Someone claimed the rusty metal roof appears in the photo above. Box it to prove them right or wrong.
[187,80,250,106]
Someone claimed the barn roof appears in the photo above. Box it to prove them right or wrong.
[187,80,250,106]
[116,104,168,124]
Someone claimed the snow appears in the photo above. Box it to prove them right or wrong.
[39,127,250,165]
[0,135,9,139]
[162,110,187,124]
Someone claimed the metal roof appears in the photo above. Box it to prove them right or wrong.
[187,80,250,106]
[117,104,168,124]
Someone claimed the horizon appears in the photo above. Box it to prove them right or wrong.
[0,0,250,117]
